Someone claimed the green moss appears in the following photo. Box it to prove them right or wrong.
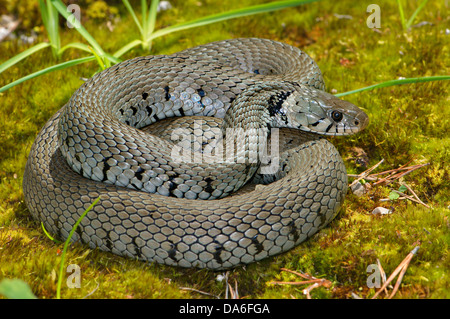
[0,0,448,299]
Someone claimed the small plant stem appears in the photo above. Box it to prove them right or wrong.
[50,0,107,60]
[406,0,429,29]
[146,0,318,43]
[56,197,100,299]
[0,56,96,93]
[335,76,450,97]
[39,0,61,58]
[144,0,160,50]
[396,0,407,30]
[0,42,51,74]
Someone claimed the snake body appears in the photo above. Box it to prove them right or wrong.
[23,38,368,269]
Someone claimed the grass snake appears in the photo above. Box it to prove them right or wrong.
[23,38,368,269]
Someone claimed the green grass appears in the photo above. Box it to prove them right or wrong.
[0,0,448,299]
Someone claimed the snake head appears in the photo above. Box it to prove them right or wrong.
[271,86,369,136]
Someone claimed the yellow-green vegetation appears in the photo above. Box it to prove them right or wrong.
[0,0,448,299]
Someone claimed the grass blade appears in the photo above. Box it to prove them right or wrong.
[405,0,429,29]
[396,0,406,30]
[113,39,143,58]
[90,46,105,70]
[41,222,62,244]
[141,0,148,34]
[334,76,450,97]
[50,0,106,58]
[39,0,60,56]
[0,42,51,74]
[122,0,144,36]
[103,53,123,65]
[56,196,100,299]
[147,0,318,43]
[146,0,160,39]
[0,56,96,93]
[47,0,61,55]
[59,42,93,55]
[38,0,49,28]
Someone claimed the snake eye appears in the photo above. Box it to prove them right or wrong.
[331,110,343,122]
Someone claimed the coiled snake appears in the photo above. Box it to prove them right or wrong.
[23,38,368,269]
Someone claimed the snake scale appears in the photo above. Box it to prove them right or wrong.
[23,38,368,270]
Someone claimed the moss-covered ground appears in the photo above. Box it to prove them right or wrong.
[0,0,448,299]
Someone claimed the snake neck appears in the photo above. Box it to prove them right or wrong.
[219,82,289,163]
[221,82,300,132]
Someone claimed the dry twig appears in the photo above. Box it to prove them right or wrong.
[223,271,241,299]
[349,162,429,186]
[371,246,420,299]
[269,268,332,299]
[349,158,384,187]
[372,163,430,186]
[391,190,430,208]
[349,160,430,208]
[400,182,430,208]
[376,258,388,296]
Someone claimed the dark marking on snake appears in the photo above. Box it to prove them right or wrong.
[102,156,113,182]
[145,105,153,117]
[105,230,113,251]
[316,207,327,229]
[78,164,84,178]
[164,86,171,101]
[142,92,148,100]
[310,118,325,127]
[268,91,292,118]
[204,177,214,194]
[288,220,300,243]
[213,243,224,264]
[197,88,205,97]
[167,171,180,197]
[135,167,145,180]
[251,235,264,254]
[132,237,143,259]
[55,220,62,241]
[130,105,138,115]
[168,242,178,262]
[75,224,84,243]
[130,183,139,190]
